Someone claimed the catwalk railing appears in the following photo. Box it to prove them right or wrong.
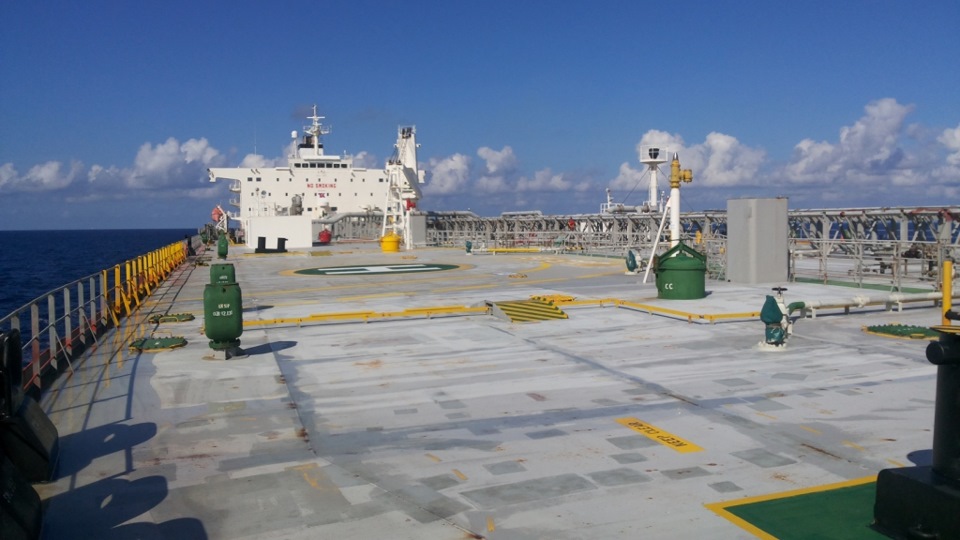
[424,206,960,291]
[0,237,193,394]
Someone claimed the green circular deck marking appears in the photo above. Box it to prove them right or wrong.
[295,263,459,276]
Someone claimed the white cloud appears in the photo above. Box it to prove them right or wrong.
[0,160,82,192]
[352,150,380,169]
[939,124,960,166]
[609,162,648,190]
[424,153,471,194]
[477,146,518,175]
[475,174,509,193]
[610,129,764,192]
[517,168,590,192]
[697,132,766,187]
[238,154,274,168]
[783,98,914,185]
[90,137,225,190]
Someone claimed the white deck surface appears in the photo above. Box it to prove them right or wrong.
[35,243,943,539]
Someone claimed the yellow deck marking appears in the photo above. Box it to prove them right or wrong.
[842,440,865,451]
[425,453,442,463]
[486,516,496,532]
[799,425,821,435]
[886,459,906,467]
[291,463,327,491]
[452,469,467,481]
[616,417,703,453]
[705,475,876,540]
[755,412,777,420]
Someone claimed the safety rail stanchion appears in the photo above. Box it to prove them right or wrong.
[7,238,191,396]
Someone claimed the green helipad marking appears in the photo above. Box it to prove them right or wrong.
[295,263,459,276]
[722,481,883,539]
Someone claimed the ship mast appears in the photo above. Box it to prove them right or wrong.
[301,105,330,158]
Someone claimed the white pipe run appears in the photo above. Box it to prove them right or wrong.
[790,291,954,318]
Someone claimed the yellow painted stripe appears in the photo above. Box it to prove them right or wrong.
[452,469,467,481]
[886,459,906,467]
[842,440,865,451]
[703,502,778,540]
[425,453,441,463]
[755,412,777,420]
[486,516,495,532]
[799,425,821,435]
[616,417,703,453]
[704,475,876,540]
[243,305,488,327]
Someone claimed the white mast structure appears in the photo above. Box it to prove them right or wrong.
[300,106,331,159]
[639,145,668,213]
[668,152,693,247]
[381,126,424,248]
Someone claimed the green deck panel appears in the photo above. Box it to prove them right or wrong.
[723,482,886,539]
[793,276,929,294]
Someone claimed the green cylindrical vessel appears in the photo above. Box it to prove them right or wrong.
[210,263,236,285]
[203,283,243,349]
[655,242,707,300]
[217,234,228,259]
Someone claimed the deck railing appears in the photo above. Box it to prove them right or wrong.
[0,237,193,394]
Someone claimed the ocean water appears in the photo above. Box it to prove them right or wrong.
[0,229,195,320]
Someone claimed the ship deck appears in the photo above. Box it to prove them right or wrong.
[35,243,943,539]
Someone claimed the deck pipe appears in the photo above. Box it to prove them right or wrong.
[785,291,956,318]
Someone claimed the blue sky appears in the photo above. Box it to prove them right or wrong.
[2,1,958,230]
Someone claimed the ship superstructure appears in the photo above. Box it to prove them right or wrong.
[208,107,424,248]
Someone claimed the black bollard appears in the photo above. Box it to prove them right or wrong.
[873,330,960,538]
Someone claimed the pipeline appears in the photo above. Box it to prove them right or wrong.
[787,291,957,318]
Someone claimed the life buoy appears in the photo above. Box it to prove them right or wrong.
[568,219,576,230]
[318,229,332,245]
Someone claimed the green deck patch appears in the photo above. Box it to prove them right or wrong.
[148,313,196,324]
[708,478,885,539]
[129,337,188,352]
[864,324,938,340]
[793,277,929,294]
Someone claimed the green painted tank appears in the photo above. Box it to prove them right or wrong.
[210,263,236,285]
[217,234,228,259]
[203,283,242,350]
[654,241,706,300]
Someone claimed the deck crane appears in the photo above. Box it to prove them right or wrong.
[381,126,424,248]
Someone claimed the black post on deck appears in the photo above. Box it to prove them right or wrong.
[929,335,960,482]
[873,329,960,538]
